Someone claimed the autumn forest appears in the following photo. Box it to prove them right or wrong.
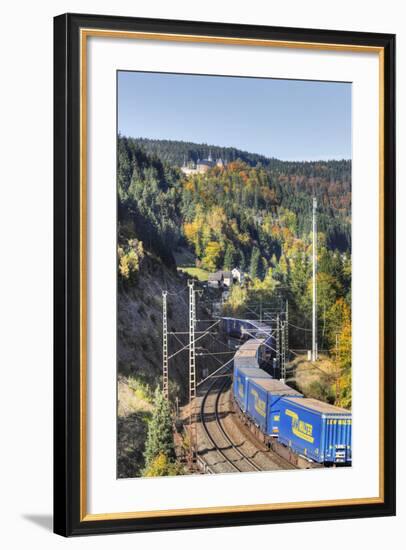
[117,136,352,414]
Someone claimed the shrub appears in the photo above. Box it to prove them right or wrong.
[118,239,144,280]
[142,453,185,477]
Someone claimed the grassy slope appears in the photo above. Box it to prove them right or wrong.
[177,266,209,281]
[117,377,153,478]
[286,354,338,405]
[174,246,209,282]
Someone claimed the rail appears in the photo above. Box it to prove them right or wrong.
[213,377,261,472]
[199,366,261,473]
[200,369,241,473]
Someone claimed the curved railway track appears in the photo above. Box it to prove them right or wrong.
[200,368,261,473]
[214,378,262,471]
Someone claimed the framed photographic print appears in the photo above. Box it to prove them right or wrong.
[53,13,396,536]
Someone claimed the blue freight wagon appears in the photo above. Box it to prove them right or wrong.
[233,366,271,412]
[246,378,303,436]
[278,397,352,464]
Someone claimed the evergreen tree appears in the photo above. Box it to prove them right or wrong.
[259,256,268,281]
[223,243,236,270]
[237,249,246,271]
[249,247,261,280]
[143,387,175,471]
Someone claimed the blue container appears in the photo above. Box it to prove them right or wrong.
[278,397,352,464]
[246,379,303,435]
[233,366,271,412]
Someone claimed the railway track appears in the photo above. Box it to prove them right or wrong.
[200,368,261,473]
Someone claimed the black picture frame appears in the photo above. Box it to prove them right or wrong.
[54,12,396,537]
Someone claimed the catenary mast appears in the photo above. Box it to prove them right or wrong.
[312,197,318,361]
[162,291,169,399]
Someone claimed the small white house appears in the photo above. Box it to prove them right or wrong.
[231,267,244,285]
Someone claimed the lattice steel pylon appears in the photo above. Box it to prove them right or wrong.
[188,280,197,461]
[276,313,280,375]
[285,300,289,368]
[280,320,286,383]
[162,291,169,400]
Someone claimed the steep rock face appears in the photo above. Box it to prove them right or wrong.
[118,256,191,400]
[117,257,188,478]
[117,255,223,477]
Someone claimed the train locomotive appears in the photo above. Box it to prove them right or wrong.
[222,317,352,466]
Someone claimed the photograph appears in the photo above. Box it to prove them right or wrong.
[116,71,353,479]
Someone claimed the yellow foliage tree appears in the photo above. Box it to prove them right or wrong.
[328,298,352,409]
[143,453,184,477]
[183,220,199,244]
[206,206,227,238]
[202,241,223,271]
[222,284,248,316]
[118,239,144,280]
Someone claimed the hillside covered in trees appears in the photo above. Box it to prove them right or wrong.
[119,136,351,262]
[131,137,352,182]
[117,135,352,476]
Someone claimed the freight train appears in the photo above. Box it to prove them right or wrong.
[222,316,277,373]
[222,317,352,466]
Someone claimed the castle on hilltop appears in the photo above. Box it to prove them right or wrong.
[181,151,227,175]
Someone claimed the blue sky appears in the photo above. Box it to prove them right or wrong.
[118,71,351,161]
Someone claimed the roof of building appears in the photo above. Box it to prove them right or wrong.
[208,271,223,281]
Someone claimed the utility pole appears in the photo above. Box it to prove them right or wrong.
[276,314,280,377]
[285,300,289,366]
[312,197,318,361]
[281,320,286,383]
[335,333,340,401]
[162,291,169,400]
[188,280,197,461]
